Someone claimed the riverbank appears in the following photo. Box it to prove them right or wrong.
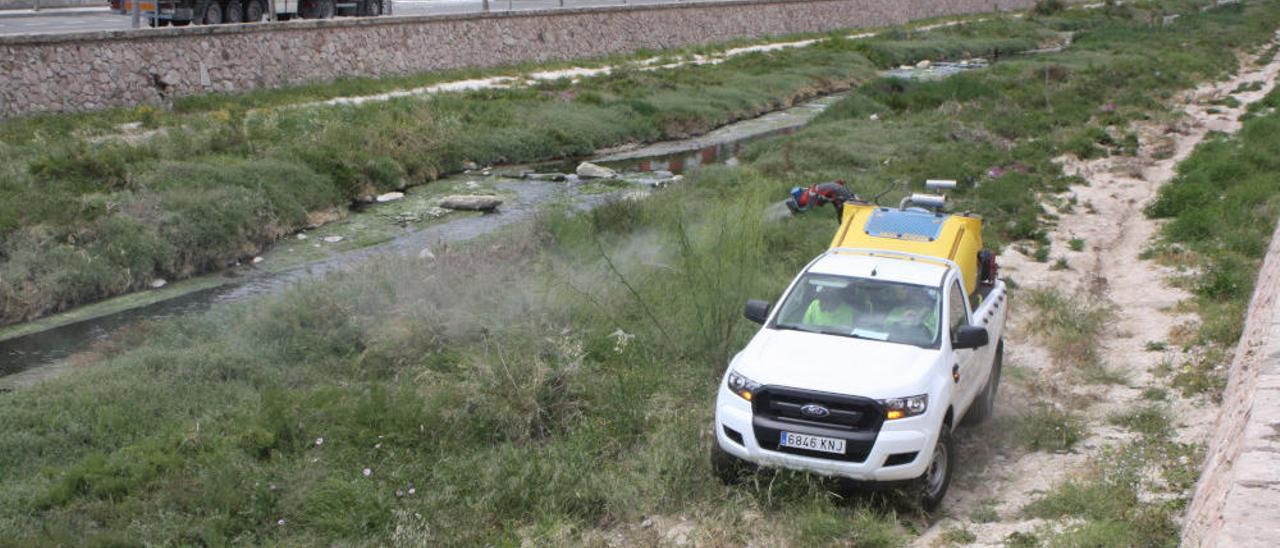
[1,1,1278,544]
[0,16,1054,328]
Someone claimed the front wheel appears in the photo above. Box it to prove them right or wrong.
[710,438,753,484]
[914,426,954,511]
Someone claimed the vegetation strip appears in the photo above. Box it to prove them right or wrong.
[2,1,1279,545]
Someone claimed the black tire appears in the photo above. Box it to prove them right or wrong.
[710,439,752,485]
[243,0,264,21]
[914,426,954,511]
[201,1,223,24]
[301,0,334,18]
[963,339,1003,426]
[224,1,244,23]
[362,0,381,16]
[319,0,335,18]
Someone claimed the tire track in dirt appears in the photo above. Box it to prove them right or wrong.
[916,32,1280,546]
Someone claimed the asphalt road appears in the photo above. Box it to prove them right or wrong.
[0,0,733,35]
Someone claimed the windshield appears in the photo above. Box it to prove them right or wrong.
[771,273,941,348]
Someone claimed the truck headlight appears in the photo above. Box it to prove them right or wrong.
[726,371,761,401]
[880,394,928,420]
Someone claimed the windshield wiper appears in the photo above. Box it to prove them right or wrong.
[775,324,877,341]
[774,323,823,334]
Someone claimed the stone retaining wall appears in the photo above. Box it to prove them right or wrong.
[0,0,1042,118]
[1182,218,1280,546]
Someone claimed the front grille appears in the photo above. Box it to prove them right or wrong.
[752,386,884,462]
[754,386,884,431]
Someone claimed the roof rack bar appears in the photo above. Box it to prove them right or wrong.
[822,247,962,276]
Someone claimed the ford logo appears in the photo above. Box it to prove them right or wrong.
[800,404,830,418]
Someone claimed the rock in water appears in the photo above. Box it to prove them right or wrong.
[576,161,617,179]
[150,279,167,289]
[375,192,405,203]
[439,195,503,211]
[323,236,344,243]
[915,59,932,69]
[418,247,436,260]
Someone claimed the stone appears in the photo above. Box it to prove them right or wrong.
[869,113,880,121]
[150,279,167,289]
[439,195,503,211]
[375,191,405,202]
[418,247,436,260]
[575,161,616,179]
[296,233,308,240]
[252,256,264,264]
[323,235,344,243]
[915,59,932,69]
[524,172,567,181]
[461,160,479,171]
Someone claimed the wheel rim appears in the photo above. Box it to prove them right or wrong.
[246,1,261,20]
[925,438,948,496]
[205,4,222,23]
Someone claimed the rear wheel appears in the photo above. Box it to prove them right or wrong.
[963,339,1003,426]
[361,0,381,16]
[201,1,223,24]
[224,1,244,23]
[243,0,264,21]
[914,426,954,511]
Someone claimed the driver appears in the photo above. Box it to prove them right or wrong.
[803,288,855,328]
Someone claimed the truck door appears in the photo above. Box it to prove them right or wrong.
[948,279,981,411]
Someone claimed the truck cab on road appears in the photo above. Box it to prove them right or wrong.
[713,187,1007,509]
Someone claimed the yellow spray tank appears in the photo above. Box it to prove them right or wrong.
[829,180,991,295]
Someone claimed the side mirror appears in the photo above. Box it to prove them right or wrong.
[744,300,772,325]
[952,325,989,349]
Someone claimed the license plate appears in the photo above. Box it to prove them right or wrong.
[779,431,846,454]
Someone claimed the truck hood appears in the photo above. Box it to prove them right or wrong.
[732,328,940,399]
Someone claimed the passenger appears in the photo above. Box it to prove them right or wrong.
[803,289,855,328]
[885,288,939,339]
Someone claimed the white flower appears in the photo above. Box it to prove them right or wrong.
[408,487,416,495]
[315,437,324,446]
[363,468,372,477]
[277,519,286,526]
[610,328,635,353]
[374,443,382,449]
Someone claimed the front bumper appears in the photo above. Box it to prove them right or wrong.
[714,385,936,482]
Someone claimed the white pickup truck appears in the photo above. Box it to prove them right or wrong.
[712,198,1007,510]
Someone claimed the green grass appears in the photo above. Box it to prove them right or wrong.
[1,0,1278,544]
[0,16,1062,329]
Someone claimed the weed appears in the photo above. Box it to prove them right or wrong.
[1068,238,1085,252]
[1107,405,1172,439]
[970,498,1001,523]
[1017,404,1085,452]
[1144,340,1167,351]
[1142,387,1168,401]
[939,524,978,545]
[1050,257,1070,271]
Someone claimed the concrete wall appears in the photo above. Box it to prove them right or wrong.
[0,0,1040,118]
[0,0,101,9]
[1182,219,1280,546]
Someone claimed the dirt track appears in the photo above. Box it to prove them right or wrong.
[916,33,1280,546]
